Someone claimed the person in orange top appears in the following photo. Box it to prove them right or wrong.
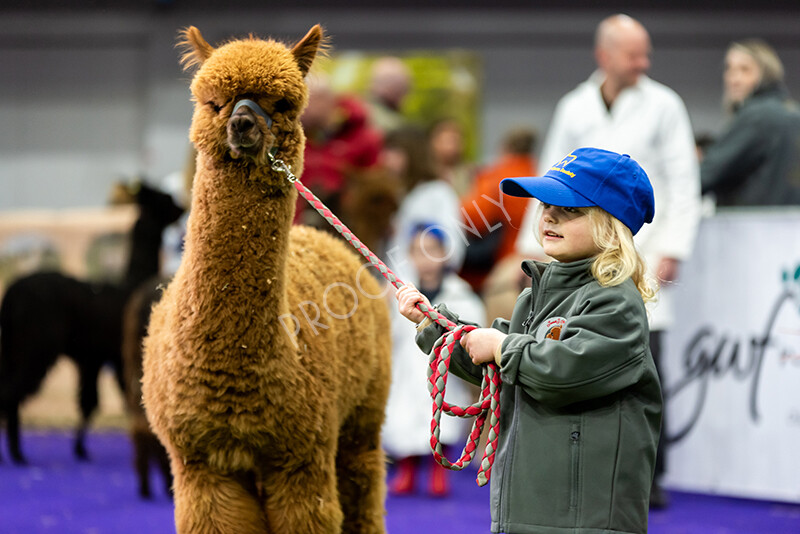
[459,127,538,291]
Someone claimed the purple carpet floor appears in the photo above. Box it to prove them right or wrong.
[0,430,797,533]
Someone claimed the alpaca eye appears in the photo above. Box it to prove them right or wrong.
[206,101,222,113]
[273,98,292,113]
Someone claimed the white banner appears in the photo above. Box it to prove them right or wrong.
[663,210,800,502]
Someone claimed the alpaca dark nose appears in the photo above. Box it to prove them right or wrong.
[227,106,263,156]
[229,114,256,137]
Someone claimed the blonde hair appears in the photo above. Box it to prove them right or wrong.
[534,203,656,302]
[724,39,784,113]
[586,207,655,302]
[729,39,784,87]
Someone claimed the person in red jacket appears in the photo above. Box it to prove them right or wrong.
[459,127,538,291]
[296,75,383,227]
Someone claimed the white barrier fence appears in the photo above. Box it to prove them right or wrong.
[663,209,800,503]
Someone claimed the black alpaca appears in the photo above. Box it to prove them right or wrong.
[0,182,184,464]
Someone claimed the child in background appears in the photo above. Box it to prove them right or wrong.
[397,147,662,533]
[383,223,485,497]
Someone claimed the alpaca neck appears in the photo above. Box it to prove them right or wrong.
[182,159,296,331]
[123,215,164,291]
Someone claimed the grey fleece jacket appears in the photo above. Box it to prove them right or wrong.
[416,258,662,534]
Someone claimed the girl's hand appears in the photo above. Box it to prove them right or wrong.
[396,284,433,324]
[460,328,507,365]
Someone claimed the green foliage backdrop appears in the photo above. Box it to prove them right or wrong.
[318,50,483,161]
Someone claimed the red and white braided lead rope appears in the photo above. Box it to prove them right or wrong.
[271,154,501,486]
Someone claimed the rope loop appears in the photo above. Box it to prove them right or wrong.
[427,324,501,486]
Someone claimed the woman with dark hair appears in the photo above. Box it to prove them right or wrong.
[701,39,800,206]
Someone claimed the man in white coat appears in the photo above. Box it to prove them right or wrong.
[516,13,702,508]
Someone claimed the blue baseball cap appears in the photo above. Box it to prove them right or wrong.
[500,147,655,235]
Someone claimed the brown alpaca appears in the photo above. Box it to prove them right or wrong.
[142,26,391,534]
[122,276,173,499]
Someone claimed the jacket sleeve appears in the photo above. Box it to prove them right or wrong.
[415,303,490,387]
[498,286,649,408]
[701,109,768,196]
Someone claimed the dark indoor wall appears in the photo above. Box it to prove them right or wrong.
[1,4,798,209]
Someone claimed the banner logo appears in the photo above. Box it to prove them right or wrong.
[665,264,800,443]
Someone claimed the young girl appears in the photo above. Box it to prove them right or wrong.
[397,147,662,534]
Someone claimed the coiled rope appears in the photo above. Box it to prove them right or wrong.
[270,152,501,487]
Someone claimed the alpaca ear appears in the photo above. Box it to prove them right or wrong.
[291,24,326,76]
[177,26,215,71]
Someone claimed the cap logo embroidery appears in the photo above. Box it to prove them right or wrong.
[549,154,577,178]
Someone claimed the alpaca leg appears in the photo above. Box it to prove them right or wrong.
[263,452,343,534]
[75,362,101,460]
[74,424,89,460]
[6,400,27,465]
[336,410,387,534]
[171,460,267,534]
[153,444,175,498]
[153,436,174,498]
[133,430,152,498]
[0,379,6,462]
[1,345,57,465]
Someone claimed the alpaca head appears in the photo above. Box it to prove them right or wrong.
[135,182,185,228]
[110,180,185,227]
[179,25,324,182]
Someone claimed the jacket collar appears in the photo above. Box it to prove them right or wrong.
[521,257,596,288]
[588,70,650,93]
[749,82,789,102]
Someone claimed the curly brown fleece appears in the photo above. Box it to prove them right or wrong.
[141,26,391,534]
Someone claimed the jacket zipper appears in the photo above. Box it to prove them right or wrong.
[499,385,521,527]
[569,423,581,510]
[521,266,544,331]
[521,313,534,329]
[500,265,541,526]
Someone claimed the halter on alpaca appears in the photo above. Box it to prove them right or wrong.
[232,100,273,129]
